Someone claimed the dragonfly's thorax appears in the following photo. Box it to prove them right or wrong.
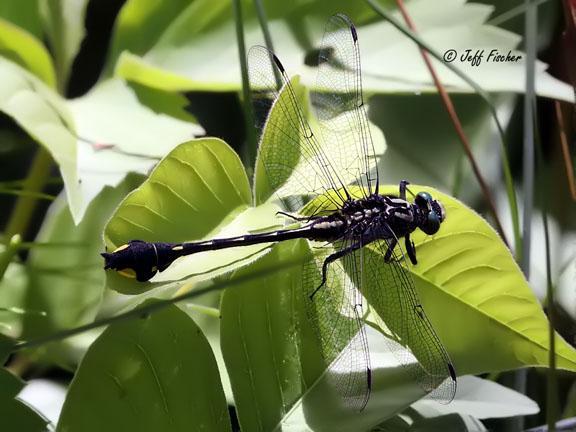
[308,194,424,242]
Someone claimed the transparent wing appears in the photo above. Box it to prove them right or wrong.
[248,45,351,212]
[303,238,371,411]
[312,13,380,197]
[364,237,457,401]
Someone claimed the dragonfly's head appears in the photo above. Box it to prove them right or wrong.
[415,191,446,235]
[101,240,159,282]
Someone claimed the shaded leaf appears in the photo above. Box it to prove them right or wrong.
[0,368,48,431]
[220,240,308,432]
[0,0,41,38]
[56,301,230,431]
[22,176,141,367]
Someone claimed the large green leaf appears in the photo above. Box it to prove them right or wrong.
[0,57,82,221]
[21,176,141,367]
[114,0,573,101]
[220,240,309,432]
[0,368,48,431]
[301,185,576,375]
[103,138,253,294]
[395,185,576,375]
[56,301,230,432]
[253,76,386,206]
[0,17,56,87]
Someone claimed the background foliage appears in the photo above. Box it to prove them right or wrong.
[0,0,574,431]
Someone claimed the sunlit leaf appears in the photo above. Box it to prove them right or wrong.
[0,17,56,87]
[0,57,82,221]
[103,138,253,294]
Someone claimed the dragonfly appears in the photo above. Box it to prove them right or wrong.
[102,13,456,411]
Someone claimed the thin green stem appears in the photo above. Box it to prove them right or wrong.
[487,0,551,26]
[45,0,67,93]
[14,256,306,351]
[183,303,221,318]
[4,148,53,241]
[232,0,258,172]
[364,0,521,256]
[253,0,276,54]
[0,189,56,201]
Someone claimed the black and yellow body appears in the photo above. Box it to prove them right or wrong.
[102,184,445,283]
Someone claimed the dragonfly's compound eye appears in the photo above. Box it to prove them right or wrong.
[431,200,446,222]
[415,191,433,208]
[422,211,441,235]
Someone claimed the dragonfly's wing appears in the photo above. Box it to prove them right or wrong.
[303,239,371,411]
[364,237,456,401]
[248,45,351,212]
[312,14,380,197]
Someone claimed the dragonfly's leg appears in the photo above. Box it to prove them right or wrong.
[310,244,359,299]
[383,237,398,263]
[399,180,410,200]
[276,211,308,221]
[405,234,418,265]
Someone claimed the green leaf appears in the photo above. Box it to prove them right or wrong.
[56,301,231,432]
[396,185,576,375]
[0,0,41,39]
[0,368,48,431]
[22,176,142,367]
[103,138,252,294]
[0,17,56,87]
[253,76,386,206]
[104,0,196,76]
[41,0,89,88]
[220,240,308,432]
[115,0,573,102]
[0,57,82,222]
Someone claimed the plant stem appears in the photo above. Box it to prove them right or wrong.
[555,101,576,200]
[253,0,276,54]
[14,256,306,351]
[232,0,258,171]
[4,148,53,241]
